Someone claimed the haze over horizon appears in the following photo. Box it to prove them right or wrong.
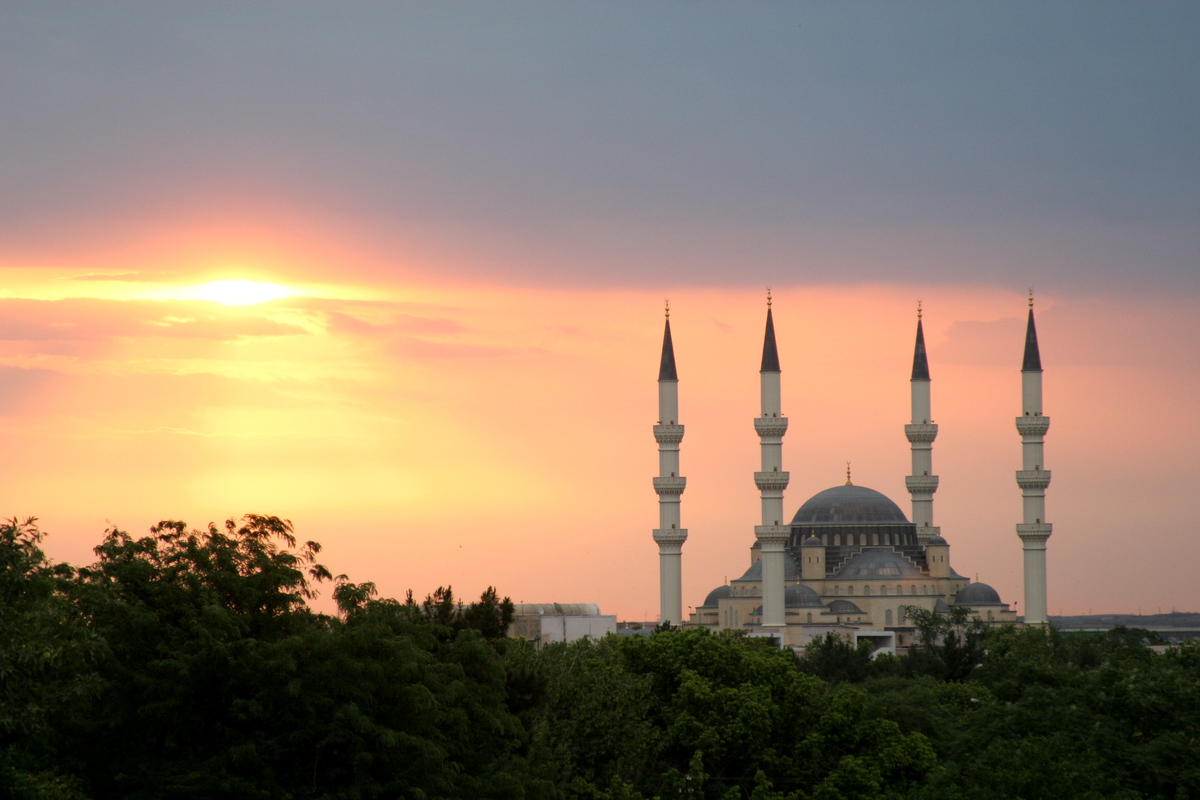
[2,2,1197,619]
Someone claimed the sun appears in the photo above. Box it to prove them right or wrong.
[193,280,298,305]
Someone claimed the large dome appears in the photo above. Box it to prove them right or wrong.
[791,485,909,525]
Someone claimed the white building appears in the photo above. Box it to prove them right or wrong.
[508,603,617,647]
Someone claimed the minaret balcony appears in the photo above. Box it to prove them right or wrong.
[653,527,689,545]
[1015,416,1051,437]
[753,417,789,437]
[916,525,942,545]
[653,423,685,444]
[753,524,790,544]
[904,423,938,444]
[653,476,687,496]
[905,475,940,494]
[754,471,790,492]
[1015,469,1052,490]
[1016,522,1052,543]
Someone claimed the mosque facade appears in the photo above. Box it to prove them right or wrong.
[652,297,1051,650]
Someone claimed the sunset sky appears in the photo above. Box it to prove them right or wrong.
[2,2,1197,619]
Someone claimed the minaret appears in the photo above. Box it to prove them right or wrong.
[753,291,789,629]
[652,302,688,625]
[905,302,941,544]
[1015,292,1052,625]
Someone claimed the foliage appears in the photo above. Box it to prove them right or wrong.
[795,632,876,683]
[4,516,1200,799]
[900,605,988,682]
[864,625,1200,800]
[0,518,98,799]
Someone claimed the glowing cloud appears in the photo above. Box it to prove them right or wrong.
[190,280,298,306]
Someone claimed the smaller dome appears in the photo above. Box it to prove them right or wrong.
[953,582,1004,605]
[801,536,823,547]
[827,599,864,614]
[785,584,824,607]
[701,585,732,607]
[926,535,948,545]
[834,549,924,580]
[734,556,801,583]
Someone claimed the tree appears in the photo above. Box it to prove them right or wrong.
[0,518,99,799]
[901,605,988,681]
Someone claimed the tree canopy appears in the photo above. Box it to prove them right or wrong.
[1,516,1197,799]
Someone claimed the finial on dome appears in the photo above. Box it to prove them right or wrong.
[766,287,772,308]
[1028,287,1034,309]
[665,298,670,319]
[917,299,922,320]
[845,461,852,486]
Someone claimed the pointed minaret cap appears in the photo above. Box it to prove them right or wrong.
[760,290,781,372]
[1022,292,1042,372]
[911,301,931,381]
[658,302,678,381]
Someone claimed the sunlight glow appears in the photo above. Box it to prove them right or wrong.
[193,280,298,305]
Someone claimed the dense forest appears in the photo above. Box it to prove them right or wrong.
[2,516,1198,799]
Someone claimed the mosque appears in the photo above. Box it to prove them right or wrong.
[651,296,1052,650]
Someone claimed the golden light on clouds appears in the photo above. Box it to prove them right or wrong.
[189,280,299,305]
[2,271,1197,621]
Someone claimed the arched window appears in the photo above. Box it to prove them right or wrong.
[847,586,854,595]
[896,584,902,595]
[833,585,840,596]
[833,534,841,546]
[899,607,906,624]
[872,533,879,546]
[880,585,888,596]
[910,585,917,595]
[863,585,871,596]
[807,612,812,623]
[922,585,928,594]
[885,609,893,625]
[823,534,829,545]
[884,533,891,545]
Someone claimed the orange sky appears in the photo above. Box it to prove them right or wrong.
[2,252,1197,620]
[3,3,1198,620]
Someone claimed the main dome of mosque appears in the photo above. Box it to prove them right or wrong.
[790,485,909,525]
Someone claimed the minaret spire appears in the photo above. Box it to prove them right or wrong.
[659,300,678,380]
[652,303,687,625]
[905,301,940,544]
[761,289,781,372]
[1016,291,1052,625]
[753,289,789,630]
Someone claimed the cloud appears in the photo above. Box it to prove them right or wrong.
[0,298,309,343]
[68,271,180,282]
[0,4,1195,291]
[937,300,1200,371]
[320,310,463,337]
[0,366,57,415]
[386,336,545,362]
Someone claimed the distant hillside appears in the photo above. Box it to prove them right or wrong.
[1049,611,1200,631]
